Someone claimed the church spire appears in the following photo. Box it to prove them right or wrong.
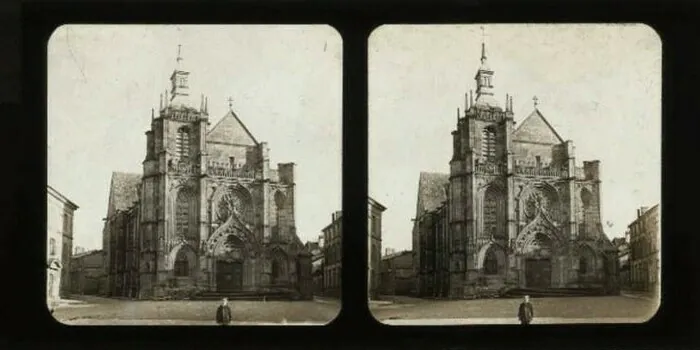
[169,44,191,106]
[472,26,499,109]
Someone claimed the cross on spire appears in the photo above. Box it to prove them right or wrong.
[480,26,487,61]
[176,44,183,67]
[228,97,234,110]
[533,96,539,108]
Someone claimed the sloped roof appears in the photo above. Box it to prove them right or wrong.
[416,172,450,216]
[512,108,565,144]
[109,172,141,214]
[206,109,258,146]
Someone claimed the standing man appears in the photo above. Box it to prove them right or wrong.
[216,298,232,326]
[518,295,534,325]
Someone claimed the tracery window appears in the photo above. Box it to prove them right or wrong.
[174,249,189,277]
[481,127,496,162]
[175,126,190,160]
[175,189,192,239]
[579,257,588,274]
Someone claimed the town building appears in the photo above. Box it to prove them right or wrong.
[70,249,105,295]
[412,40,619,298]
[321,197,386,298]
[612,235,631,290]
[628,205,660,294]
[321,211,342,298]
[304,237,324,296]
[47,185,79,307]
[379,249,415,296]
[102,48,312,299]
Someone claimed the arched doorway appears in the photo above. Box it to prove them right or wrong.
[522,233,554,288]
[215,235,245,292]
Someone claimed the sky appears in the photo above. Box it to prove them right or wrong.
[369,24,662,253]
[48,25,342,251]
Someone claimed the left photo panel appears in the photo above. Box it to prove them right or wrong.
[47,25,342,326]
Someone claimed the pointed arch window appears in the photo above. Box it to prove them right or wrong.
[176,126,190,160]
[174,248,190,277]
[484,249,499,275]
[175,189,192,239]
[481,127,496,162]
[273,191,286,240]
[49,238,56,256]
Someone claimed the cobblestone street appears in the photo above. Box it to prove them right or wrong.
[370,295,658,324]
[52,296,340,325]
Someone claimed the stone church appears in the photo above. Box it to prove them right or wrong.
[412,41,619,298]
[102,49,312,299]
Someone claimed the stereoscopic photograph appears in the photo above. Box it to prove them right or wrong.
[47,24,342,325]
[368,24,661,325]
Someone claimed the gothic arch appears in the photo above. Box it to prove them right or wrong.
[207,220,258,257]
[481,126,497,161]
[476,242,507,275]
[272,190,286,239]
[516,213,561,256]
[213,184,254,225]
[579,188,595,239]
[270,247,289,284]
[481,183,507,240]
[167,242,197,273]
[174,186,196,240]
[578,243,597,275]
[518,182,562,225]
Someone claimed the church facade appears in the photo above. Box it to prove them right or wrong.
[412,42,619,299]
[102,51,312,299]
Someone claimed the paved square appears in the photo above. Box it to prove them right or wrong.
[370,295,658,325]
[53,296,339,325]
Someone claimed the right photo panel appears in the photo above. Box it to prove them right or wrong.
[368,24,661,325]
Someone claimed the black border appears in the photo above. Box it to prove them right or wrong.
[11,1,700,349]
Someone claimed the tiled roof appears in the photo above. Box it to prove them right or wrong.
[207,110,258,146]
[416,172,450,215]
[382,250,412,261]
[513,109,565,144]
[110,172,142,212]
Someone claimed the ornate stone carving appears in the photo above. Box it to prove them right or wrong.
[215,185,254,225]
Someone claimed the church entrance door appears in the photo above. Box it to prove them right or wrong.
[216,260,243,292]
[525,258,552,288]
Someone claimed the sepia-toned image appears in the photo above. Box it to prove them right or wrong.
[368,24,660,325]
[47,24,342,325]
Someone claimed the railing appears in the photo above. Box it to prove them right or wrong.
[206,165,257,179]
[171,162,199,176]
[514,165,565,178]
[162,107,202,123]
[475,163,506,175]
[472,109,504,123]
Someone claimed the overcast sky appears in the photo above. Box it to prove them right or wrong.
[369,24,661,253]
[48,25,342,250]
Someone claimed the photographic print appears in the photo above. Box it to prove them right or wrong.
[368,24,661,325]
[47,24,342,325]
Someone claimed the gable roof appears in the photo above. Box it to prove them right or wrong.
[416,172,450,216]
[512,108,565,145]
[108,172,141,215]
[206,109,258,146]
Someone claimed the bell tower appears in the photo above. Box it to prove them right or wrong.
[170,45,191,107]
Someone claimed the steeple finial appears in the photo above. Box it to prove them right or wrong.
[457,108,460,122]
[533,96,539,108]
[480,26,486,62]
[176,44,183,69]
[228,96,234,110]
[151,108,154,120]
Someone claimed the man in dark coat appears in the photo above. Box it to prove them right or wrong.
[216,298,232,326]
[518,295,534,325]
